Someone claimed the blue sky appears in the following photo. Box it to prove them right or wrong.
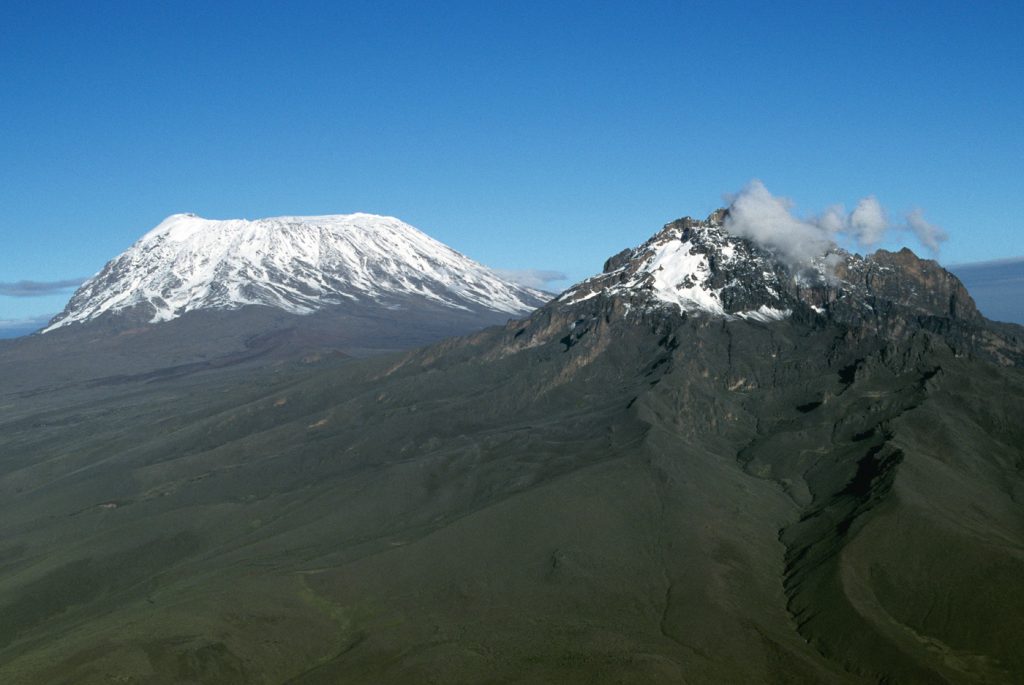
[2,0,1022,326]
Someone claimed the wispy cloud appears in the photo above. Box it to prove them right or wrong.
[0,278,85,297]
[906,209,949,253]
[493,268,568,291]
[724,180,949,265]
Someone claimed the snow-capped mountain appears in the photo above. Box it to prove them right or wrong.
[557,209,980,327]
[44,213,549,332]
[559,209,794,321]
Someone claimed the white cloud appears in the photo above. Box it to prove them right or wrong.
[723,180,948,264]
[849,196,888,246]
[817,204,847,234]
[724,180,835,264]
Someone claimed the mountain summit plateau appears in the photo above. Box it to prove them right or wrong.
[44,213,546,332]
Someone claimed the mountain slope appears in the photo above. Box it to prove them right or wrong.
[1,210,1022,683]
[44,213,547,331]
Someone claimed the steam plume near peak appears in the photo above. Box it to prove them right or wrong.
[723,180,948,264]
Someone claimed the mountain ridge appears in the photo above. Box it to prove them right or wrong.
[547,209,1021,367]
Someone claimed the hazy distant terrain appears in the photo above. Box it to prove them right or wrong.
[0,324,40,339]
[950,257,1024,324]
[0,316,51,340]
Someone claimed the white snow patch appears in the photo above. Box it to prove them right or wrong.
[558,234,733,316]
[646,240,725,315]
[736,305,791,322]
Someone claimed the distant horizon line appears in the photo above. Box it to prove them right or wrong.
[947,255,1024,269]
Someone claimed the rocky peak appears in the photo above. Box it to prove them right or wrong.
[560,209,798,322]
[559,209,984,330]
[850,248,980,321]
